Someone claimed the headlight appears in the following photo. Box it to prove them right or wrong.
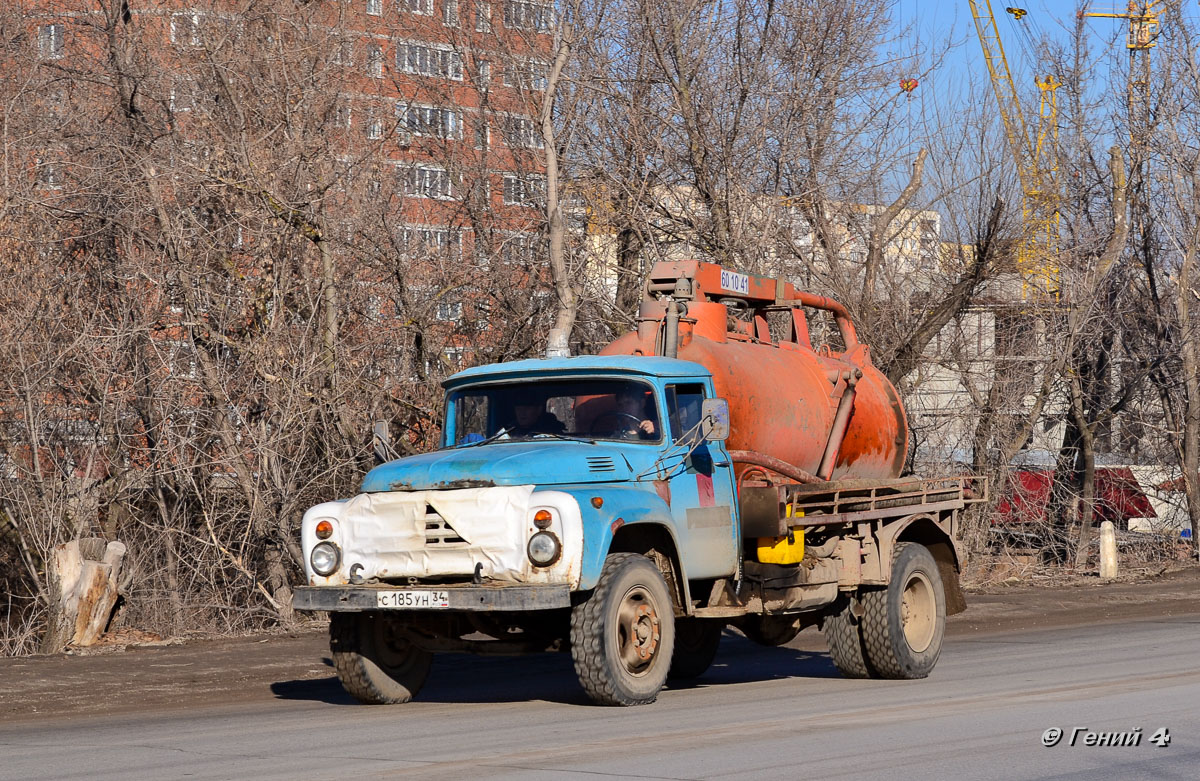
[310,541,341,576]
[527,531,561,567]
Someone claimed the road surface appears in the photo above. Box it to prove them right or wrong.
[1,610,1197,780]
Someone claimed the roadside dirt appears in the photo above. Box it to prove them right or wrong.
[2,565,1198,725]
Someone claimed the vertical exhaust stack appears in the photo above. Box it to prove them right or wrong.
[661,278,692,358]
[663,300,680,358]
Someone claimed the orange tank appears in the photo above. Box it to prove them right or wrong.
[601,261,907,481]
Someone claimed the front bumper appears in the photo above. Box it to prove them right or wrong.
[293,584,571,612]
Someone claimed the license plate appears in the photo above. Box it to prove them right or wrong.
[376,590,450,609]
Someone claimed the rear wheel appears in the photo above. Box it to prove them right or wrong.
[823,595,873,679]
[571,553,676,705]
[860,542,946,679]
[669,618,723,679]
[330,612,433,704]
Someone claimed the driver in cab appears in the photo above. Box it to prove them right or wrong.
[610,389,657,439]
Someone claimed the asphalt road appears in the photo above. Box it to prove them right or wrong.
[2,614,1197,781]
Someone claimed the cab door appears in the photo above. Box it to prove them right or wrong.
[662,382,738,579]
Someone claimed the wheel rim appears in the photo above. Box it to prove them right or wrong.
[900,571,936,653]
[371,618,418,671]
[616,585,661,676]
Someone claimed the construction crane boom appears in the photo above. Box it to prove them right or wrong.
[967,1,1061,299]
[1083,1,1165,159]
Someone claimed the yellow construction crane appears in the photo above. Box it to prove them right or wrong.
[1082,2,1165,163]
[968,2,1062,299]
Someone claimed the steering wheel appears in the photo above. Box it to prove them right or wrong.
[589,411,643,436]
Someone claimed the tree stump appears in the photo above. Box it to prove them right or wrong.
[40,537,127,654]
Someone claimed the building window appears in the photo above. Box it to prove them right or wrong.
[36,158,63,190]
[171,12,202,46]
[167,341,198,379]
[473,116,489,149]
[366,111,383,139]
[503,59,548,90]
[38,23,64,60]
[500,115,543,149]
[334,101,352,129]
[477,59,491,91]
[444,0,459,27]
[397,103,461,138]
[503,0,552,32]
[397,42,463,80]
[399,225,463,258]
[500,231,543,265]
[403,165,455,199]
[404,0,434,15]
[331,37,354,65]
[365,293,385,322]
[475,1,492,31]
[367,0,383,14]
[49,415,104,446]
[170,79,195,112]
[436,300,463,322]
[0,454,19,480]
[502,173,545,206]
[366,43,384,77]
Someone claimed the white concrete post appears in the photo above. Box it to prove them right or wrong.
[1099,520,1118,581]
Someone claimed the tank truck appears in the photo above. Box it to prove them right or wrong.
[293,260,984,705]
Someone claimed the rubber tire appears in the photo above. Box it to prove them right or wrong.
[823,595,874,679]
[741,615,802,647]
[571,553,676,705]
[330,612,433,704]
[668,618,723,679]
[860,542,946,679]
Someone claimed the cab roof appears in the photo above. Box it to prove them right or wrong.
[443,355,711,388]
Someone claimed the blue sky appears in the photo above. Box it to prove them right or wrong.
[895,1,1200,104]
[869,1,1200,223]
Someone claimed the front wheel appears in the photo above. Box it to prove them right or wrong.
[571,553,676,705]
[860,542,946,679]
[329,612,433,704]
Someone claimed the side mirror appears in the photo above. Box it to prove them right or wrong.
[700,398,731,442]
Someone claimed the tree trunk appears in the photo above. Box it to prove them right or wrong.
[1173,231,1200,553]
[41,538,127,653]
[613,224,646,330]
[1070,375,1098,568]
[863,148,928,316]
[542,7,579,358]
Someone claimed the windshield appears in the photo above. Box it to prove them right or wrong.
[446,379,662,446]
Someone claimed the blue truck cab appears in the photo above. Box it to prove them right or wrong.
[294,355,741,705]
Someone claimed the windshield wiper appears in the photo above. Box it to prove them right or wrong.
[529,431,597,445]
[459,426,510,448]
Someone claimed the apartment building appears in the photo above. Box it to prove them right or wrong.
[2,1,561,487]
[20,0,556,363]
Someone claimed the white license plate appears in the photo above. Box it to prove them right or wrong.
[376,590,450,609]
